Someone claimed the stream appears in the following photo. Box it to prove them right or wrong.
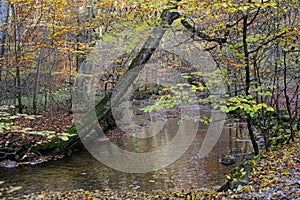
[0,103,254,197]
[0,126,252,198]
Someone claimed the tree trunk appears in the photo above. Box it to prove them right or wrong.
[0,0,8,82]
[64,9,180,150]
[33,26,48,114]
[242,14,259,155]
[12,4,23,113]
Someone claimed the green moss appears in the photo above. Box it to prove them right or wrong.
[37,138,69,152]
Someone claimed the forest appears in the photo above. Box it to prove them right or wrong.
[0,0,299,199]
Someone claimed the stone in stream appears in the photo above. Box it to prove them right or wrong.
[0,160,18,168]
[132,181,140,190]
[133,181,140,186]
[219,156,236,166]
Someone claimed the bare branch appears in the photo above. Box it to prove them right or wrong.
[181,19,227,45]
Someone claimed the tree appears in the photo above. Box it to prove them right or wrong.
[81,0,298,155]
[0,0,8,82]
[0,0,298,156]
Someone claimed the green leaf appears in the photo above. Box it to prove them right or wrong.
[60,136,69,141]
[9,116,19,120]
[141,106,153,112]
[29,131,45,136]
[25,115,36,120]
[240,6,249,11]
[8,186,22,193]
[47,135,55,139]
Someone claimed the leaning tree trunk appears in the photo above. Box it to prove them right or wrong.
[63,9,180,151]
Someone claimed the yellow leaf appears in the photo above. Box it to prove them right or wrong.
[253,168,257,174]
[281,169,290,176]
[241,171,247,177]
[228,7,237,13]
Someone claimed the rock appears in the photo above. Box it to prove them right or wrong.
[0,160,18,168]
[134,110,145,115]
[132,181,140,190]
[133,185,140,190]
[220,156,236,166]
[231,148,238,154]
[133,181,140,186]
[244,152,255,160]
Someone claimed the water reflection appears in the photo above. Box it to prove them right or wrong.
[0,122,252,197]
[0,129,251,197]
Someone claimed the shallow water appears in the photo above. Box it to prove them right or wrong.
[0,108,253,197]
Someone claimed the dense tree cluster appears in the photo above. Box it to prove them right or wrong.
[0,0,299,165]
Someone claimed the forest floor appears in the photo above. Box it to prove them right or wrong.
[2,135,299,199]
[0,106,74,167]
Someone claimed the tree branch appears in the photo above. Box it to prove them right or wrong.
[181,19,227,45]
[128,10,180,70]
[248,31,286,54]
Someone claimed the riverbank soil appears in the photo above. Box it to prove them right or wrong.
[2,135,298,199]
